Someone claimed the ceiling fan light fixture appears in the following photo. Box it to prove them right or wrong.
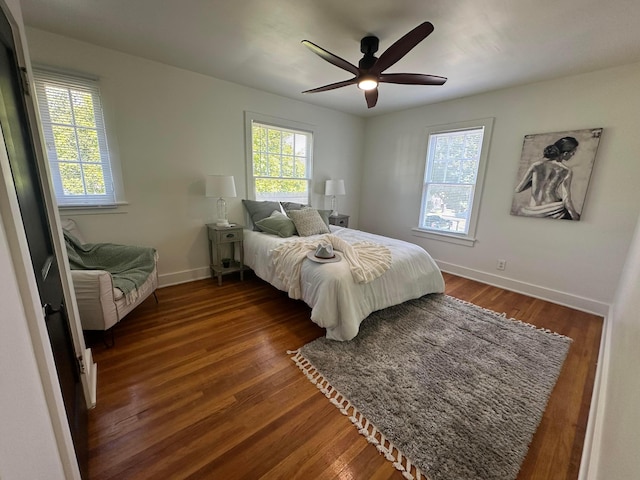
[357,76,378,91]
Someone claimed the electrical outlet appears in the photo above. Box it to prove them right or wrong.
[497,259,506,271]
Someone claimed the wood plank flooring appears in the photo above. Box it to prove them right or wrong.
[86,271,603,479]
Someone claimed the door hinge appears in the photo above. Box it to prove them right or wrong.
[19,67,30,96]
[77,355,86,375]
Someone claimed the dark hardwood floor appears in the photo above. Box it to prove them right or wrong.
[86,271,603,479]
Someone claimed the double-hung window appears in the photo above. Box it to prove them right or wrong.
[417,118,493,246]
[33,68,120,208]
[245,112,313,204]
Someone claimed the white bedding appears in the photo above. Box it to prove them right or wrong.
[243,226,445,341]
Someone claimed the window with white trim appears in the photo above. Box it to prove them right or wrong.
[245,112,313,204]
[33,69,120,207]
[416,118,493,245]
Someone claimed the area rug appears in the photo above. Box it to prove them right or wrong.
[288,294,572,480]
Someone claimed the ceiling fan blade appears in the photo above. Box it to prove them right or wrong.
[301,40,360,76]
[371,22,435,74]
[379,73,447,85]
[302,78,357,94]
[365,88,378,108]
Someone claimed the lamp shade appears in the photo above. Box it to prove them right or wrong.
[325,179,345,196]
[206,175,236,198]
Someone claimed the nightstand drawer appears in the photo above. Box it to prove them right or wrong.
[216,229,243,244]
[328,214,349,228]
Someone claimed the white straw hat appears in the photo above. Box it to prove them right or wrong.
[306,242,341,263]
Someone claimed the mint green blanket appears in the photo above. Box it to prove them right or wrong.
[64,231,156,302]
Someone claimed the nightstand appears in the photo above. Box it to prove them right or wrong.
[206,224,245,286]
[328,214,349,228]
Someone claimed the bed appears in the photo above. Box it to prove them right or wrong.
[243,225,445,341]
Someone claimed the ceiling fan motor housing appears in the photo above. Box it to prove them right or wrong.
[359,36,379,70]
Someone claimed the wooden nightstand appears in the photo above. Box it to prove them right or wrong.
[328,214,349,228]
[206,224,245,286]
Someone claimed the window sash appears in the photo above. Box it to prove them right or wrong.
[418,120,493,240]
[33,69,115,207]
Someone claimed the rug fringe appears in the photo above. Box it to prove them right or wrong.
[444,295,573,341]
[289,349,431,480]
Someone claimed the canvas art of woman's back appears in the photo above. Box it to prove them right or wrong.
[514,136,581,220]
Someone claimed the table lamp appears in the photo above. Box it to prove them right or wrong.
[325,179,345,217]
[206,175,236,227]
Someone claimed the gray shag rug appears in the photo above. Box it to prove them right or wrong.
[289,294,572,480]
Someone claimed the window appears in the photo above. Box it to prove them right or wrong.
[245,112,313,204]
[33,69,121,207]
[416,118,493,246]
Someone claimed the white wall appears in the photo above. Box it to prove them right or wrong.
[592,210,640,478]
[360,62,640,313]
[25,28,365,286]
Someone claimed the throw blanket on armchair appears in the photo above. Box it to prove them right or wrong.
[272,233,392,299]
[64,231,157,304]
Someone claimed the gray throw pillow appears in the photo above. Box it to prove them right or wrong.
[316,209,332,228]
[280,201,307,211]
[255,211,297,238]
[242,199,281,231]
[287,208,330,236]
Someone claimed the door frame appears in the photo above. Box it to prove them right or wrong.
[0,1,95,478]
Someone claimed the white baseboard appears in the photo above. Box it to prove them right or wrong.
[158,267,211,288]
[578,306,613,480]
[437,260,610,317]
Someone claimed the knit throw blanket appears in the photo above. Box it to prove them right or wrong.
[64,231,157,304]
[272,234,392,299]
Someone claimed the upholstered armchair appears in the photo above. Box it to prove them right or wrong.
[61,218,158,343]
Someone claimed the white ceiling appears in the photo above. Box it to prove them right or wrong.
[20,0,640,117]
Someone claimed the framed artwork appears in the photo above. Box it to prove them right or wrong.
[510,128,603,221]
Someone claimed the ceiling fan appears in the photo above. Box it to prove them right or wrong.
[301,21,447,108]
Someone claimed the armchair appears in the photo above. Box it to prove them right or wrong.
[61,218,159,338]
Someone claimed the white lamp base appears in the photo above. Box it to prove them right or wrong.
[329,195,338,216]
[215,197,230,227]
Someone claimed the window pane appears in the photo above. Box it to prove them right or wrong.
[294,134,307,156]
[253,125,266,153]
[253,152,266,176]
[282,132,294,154]
[465,133,482,159]
[52,125,79,161]
[82,164,106,194]
[282,155,294,177]
[77,128,101,162]
[71,90,96,127]
[267,129,281,152]
[294,157,306,178]
[268,154,281,177]
[59,163,84,195]
[45,86,72,124]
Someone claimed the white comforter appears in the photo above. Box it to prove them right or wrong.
[243,226,445,341]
